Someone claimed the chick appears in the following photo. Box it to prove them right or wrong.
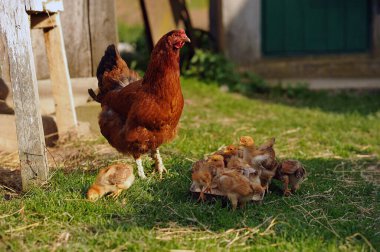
[239,136,277,193]
[87,164,135,201]
[206,154,226,176]
[242,167,262,187]
[215,144,240,166]
[191,159,212,202]
[214,170,264,210]
[227,156,250,171]
[242,167,264,201]
[275,160,306,196]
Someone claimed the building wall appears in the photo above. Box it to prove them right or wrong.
[220,0,261,65]
[212,0,380,78]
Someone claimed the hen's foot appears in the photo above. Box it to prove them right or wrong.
[135,158,147,179]
[152,149,167,179]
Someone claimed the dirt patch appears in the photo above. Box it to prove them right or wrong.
[0,167,21,192]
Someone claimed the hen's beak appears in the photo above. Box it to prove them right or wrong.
[183,35,191,43]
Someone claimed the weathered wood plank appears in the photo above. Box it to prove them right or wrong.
[25,0,64,12]
[43,13,78,135]
[0,0,48,189]
[89,0,118,75]
[60,0,92,77]
[0,22,13,109]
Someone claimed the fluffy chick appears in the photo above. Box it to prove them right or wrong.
[214,170,264,210]
[242,167,264,201]
[275,160,306,196]
[191,160,212,202]
[206,154,226,176]
[227,156,250,171]
[215,144,239,166]
[87,164,135,201]
[239,136,277,193]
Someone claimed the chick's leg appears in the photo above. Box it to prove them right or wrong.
[282,175,291,196]
[135,157,147,179]
[152,149,167,179]
[198,189,206,202]
[228,194,238,211]
[110,188,123,199]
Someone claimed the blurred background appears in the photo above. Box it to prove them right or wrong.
[1,0,379,151]
[25,0,380,84]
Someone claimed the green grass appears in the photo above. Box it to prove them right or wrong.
[1,78,379,251]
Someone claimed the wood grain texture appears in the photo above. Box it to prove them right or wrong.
[25,0,64,12]
[89,0,118,76]
[60,0,92,77]
[43,13,78,135]
[0,0,48,189]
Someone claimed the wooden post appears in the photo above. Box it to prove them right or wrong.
[209,0,224,51]
[42,13,78,136]
[89,0,118,76]
[0,1,48,189]
[372,0,380,58]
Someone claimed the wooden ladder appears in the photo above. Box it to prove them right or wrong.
[0,0,77,190]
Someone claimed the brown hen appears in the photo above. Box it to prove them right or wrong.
[88,30,190,179]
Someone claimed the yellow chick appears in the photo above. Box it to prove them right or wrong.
[206,154,226,176]
[87,164,135,201]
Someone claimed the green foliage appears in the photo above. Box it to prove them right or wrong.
[182,49,312,99]
[183,49,240,86]
[118,23,144,44]
[117,23,150,72]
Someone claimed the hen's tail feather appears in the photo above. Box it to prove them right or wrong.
[88,88,100,103]
[94,44,140,102]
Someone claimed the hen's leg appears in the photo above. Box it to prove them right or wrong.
[135,157,147,179]
[152,148,167,179]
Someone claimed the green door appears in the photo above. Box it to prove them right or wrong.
[262,0,369,55]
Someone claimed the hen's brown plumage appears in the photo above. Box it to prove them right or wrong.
[88,30,190,178]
